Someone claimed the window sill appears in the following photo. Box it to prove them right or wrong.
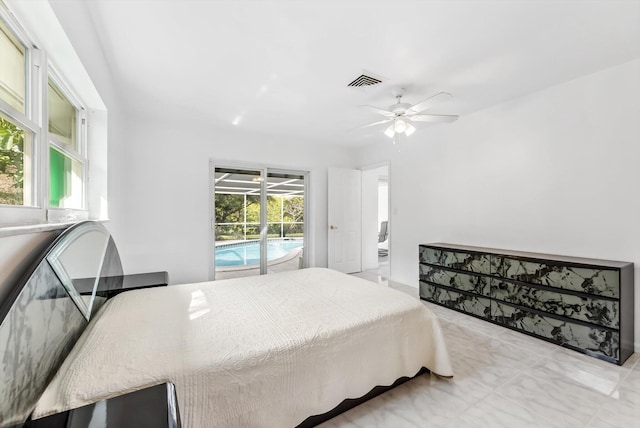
[0,218,108,238]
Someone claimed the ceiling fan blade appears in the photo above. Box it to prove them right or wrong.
[360,105,396,117]
[405,92,452,115]
[357,118,393,130]
[409,114,459,123]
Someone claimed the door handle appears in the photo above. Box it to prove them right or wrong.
[330,225,338,230]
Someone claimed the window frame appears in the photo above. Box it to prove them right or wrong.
[47,71,88,216]
[0,5,44,225]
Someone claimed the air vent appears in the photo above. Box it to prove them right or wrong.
[347,74,382,87]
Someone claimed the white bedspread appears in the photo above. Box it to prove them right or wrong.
[34,268,453,427]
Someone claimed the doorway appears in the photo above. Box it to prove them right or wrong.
[210,165,308,280]
[361,164,390,275]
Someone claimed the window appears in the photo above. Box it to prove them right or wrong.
[0,1,101,228]
[0,14,35,209]
[48,78,85,210]
[0,17,24,113]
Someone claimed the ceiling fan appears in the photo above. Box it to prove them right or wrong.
[360,90,458,140]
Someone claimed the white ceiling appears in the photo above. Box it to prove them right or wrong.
[60,0,640,147]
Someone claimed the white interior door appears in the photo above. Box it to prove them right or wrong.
[328,167,361,273]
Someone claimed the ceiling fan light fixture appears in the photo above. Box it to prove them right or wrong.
[405,122,416,136]
[393,118,407,134]
[384,124,395,138]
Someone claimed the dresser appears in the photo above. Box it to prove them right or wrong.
[419,243,634,365]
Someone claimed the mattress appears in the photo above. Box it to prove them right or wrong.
[34,268,453,427]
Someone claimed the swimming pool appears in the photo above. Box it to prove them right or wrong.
[215,239,304,267]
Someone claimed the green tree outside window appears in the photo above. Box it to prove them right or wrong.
[0,117,24,205]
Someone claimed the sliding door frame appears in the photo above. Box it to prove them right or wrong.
[209,161,310,281]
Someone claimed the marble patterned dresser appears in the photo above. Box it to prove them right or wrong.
[419,243,634,365]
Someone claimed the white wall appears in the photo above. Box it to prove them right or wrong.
[113,117,357,284]
[378,181,388,225]
[48,1,128,243]
[357,59,640,351]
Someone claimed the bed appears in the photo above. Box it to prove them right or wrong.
[0,222,453,427]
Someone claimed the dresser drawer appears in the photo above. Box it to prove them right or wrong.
[491,256,620,298]
[420,281,491,319]
[419,246,490,275]
[491,278,619,329]
[420,265,489,296]
[492,301,619,362]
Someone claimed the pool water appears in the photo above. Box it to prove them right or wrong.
[215,240,303,267]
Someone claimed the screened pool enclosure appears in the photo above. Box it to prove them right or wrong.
[212,167,307,279]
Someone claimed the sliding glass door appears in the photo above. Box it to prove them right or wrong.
[211,165,307,280]
[265,172,305,274]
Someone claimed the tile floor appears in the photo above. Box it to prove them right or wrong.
[318,264,640,428]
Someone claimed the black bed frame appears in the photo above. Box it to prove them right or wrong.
[0,221,124,427]
[297,367,430,427]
